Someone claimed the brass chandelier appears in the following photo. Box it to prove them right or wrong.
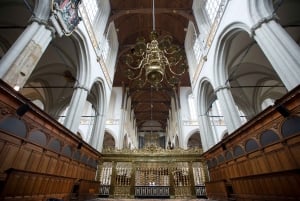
[123,0,187,89]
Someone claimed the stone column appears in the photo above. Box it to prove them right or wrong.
[215,85,242,133]
[198,114,215,151]
[63,84,89,133]
[251,15,300,91]
[0,18,55,89]
[89,111,106,151]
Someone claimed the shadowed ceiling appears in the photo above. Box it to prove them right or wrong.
[110,0,193,132]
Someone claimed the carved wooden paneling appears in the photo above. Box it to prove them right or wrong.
[205,180,227,200]
[40,153,51,174]
[231,170,300,200]
[1,169,75,200]
[203,86,300,201]
[13,146,31,170]
[0,142,19,172]
[0,80,100,200]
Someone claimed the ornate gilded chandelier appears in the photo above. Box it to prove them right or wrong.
[123,0,187,89]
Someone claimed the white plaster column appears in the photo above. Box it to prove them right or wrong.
[173,89,184,148]
[64,85,89,133]
[210,105,221,143]
[0,18,55,89]
[116,87,128,150]
[198,114,215,151]
[117,108,126,150]
[251,16,300,91]
[215,85,242,133]
[176,109,184,148]
[90,111,106,151]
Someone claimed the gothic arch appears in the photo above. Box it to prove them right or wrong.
[185,130,202,149]
[103,131,116,149]
[213,22,250,88]
[88,78,107,151]
[197,78,217,151]
[214,22,287,121]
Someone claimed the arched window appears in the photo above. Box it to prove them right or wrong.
[81,154,88,164]
[225,151,233,161]
[73,150,81,161]
[0,116,27,138]
[217,154,225,164]
[281,116,300,138]
[48,139,62,153]
[62,145,73,157]
[260,130,280,147]
[233,145,244,157]
[245,139,259,153]
[29,130,47,146]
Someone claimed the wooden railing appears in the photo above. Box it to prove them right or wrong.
[203,85,300,201]
[0,80,101,200]
[1,168,75,200]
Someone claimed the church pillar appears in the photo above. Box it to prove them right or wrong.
[173,88,184,148]
[64,84,89,133]
[251,16,300,91]
[0,18,55,90]
[215,85,242,133]
[89,111,106,151]
[198,114,215,151]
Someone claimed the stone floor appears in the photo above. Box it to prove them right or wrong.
[88,199,211,201]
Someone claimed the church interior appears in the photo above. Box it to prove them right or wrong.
[0,0,299,200]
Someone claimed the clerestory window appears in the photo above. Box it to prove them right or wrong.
[82,0,98,23]
[204,0,222,24]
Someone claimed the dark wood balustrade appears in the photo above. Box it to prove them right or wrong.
[203,85,300,201]
[0,80,101,200]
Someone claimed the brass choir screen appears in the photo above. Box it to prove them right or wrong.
[99,162,112,185]
[135,163,169,186]
[98,146,206,198]
[114,162,132,197]
[98,162,112,196]
[192,162,207,197]
[172,162,191,197]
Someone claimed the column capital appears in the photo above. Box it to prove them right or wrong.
[28,16,56,38]
[214,84,230,93]
[74,84,89,92]
[250,13,279,38]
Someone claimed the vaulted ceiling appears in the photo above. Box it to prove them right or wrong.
[110,0,193,132]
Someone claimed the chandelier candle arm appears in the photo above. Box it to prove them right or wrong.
[122,0,187,89]
[152,0,155,31]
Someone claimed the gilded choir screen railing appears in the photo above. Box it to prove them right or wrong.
[193,162,207,197]
[135,163,169,186]
[172,162,191,198]
[98,160,207,198]
[98,162,112,196]
[114,162,132,197]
